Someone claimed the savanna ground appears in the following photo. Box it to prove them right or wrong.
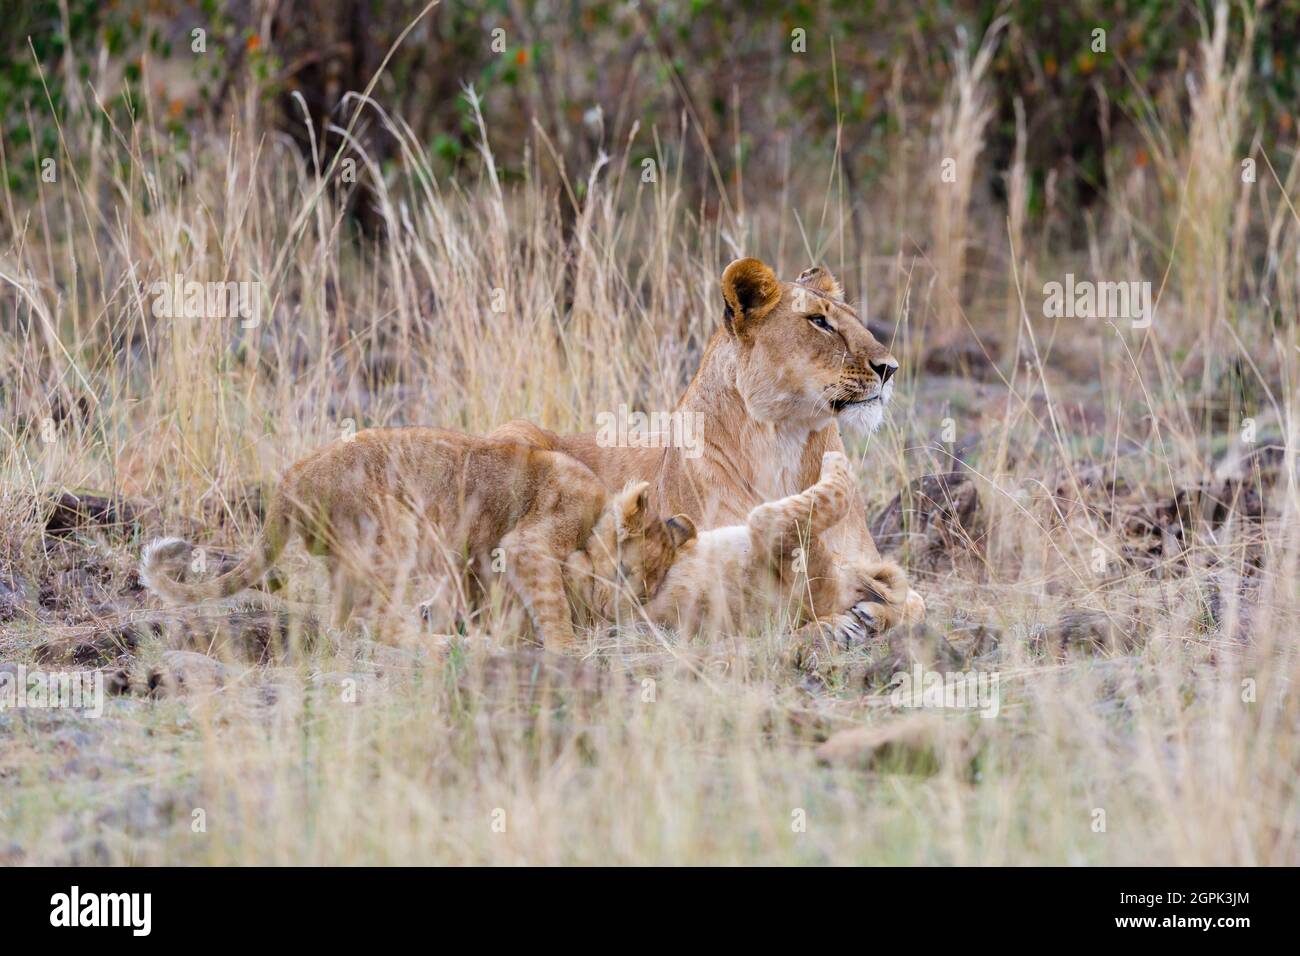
[0,0,1298,864]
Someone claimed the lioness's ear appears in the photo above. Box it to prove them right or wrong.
[615,481,651,536]
[721,258,781,337]
[796,265,844,302]
[664,514,697,549]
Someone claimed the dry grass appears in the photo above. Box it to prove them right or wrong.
[1,5,1298,865]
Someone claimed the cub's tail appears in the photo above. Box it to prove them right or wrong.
[140,496,292,605]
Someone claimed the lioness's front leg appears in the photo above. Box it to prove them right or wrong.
[782,561,920,669]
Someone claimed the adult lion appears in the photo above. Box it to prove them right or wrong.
[494,257,924,642]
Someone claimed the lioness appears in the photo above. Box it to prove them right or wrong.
[140,427,682,648]
[495,258,925,637]
[569,451,909,639]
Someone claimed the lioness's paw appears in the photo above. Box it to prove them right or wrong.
[832,602,884,645]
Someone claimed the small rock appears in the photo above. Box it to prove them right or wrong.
[45,491,147,537]
[816,712,980,775]
[870,472,983,569]
[147,650,230,697]
[1037,609,1134,656]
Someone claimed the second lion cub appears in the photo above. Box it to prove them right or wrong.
[571,452,910,639]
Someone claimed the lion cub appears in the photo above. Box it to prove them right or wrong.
[141,427,668,648]
[570,451,909,638]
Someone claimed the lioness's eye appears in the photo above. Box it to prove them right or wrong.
[808,314,832,331]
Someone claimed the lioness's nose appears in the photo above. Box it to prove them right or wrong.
[871,359,898,385]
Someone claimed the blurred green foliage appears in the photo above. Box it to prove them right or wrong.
[4,0,1297,225]
[0,0,110,193]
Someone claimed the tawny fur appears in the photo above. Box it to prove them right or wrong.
[140,427,652,648]
[492,258,925,634]
[569,451,910,637]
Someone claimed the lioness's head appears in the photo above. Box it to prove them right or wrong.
[720,257,898,434]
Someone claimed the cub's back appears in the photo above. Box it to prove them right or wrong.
[280,426,607,550]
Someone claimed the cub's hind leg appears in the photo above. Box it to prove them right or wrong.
[326,557,365,631]
[747,451,856,559]
[787,454,922,637]
[499,523,577,650]
[746,452,857,626]
[745,453,912,652]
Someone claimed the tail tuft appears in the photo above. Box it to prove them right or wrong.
[139,496,290,606]
[140,536,195,597]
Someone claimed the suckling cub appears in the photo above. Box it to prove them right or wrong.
[571,451,910,638]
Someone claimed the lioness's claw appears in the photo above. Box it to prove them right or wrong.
[849,601,883,634]
[830,603,881,645]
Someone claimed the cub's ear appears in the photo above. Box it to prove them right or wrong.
[664,514,697,549]
[795,265,844,302]
[614,481,652,536]
[721,258,782,337]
